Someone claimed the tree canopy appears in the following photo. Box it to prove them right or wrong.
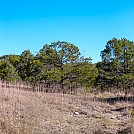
[96,38,134,93]
[0,39,133,94]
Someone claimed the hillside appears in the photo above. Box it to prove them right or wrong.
[0,84,134,134]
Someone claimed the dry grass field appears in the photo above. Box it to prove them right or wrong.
[0,83,134,134]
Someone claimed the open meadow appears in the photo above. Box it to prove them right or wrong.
[0,82,133,134]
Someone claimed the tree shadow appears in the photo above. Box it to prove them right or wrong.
[98,96,134,104]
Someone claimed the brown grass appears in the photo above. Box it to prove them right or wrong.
[0,82,134,134]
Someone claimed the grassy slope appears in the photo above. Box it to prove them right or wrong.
[0,87,134,134]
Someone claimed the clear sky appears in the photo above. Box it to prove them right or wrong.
[0,0,134,63]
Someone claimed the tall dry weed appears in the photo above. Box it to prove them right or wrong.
[0,80,133,134]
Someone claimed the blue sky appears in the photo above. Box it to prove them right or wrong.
[0,0,134,63]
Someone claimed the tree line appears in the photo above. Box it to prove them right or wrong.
[0,38,134,93]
